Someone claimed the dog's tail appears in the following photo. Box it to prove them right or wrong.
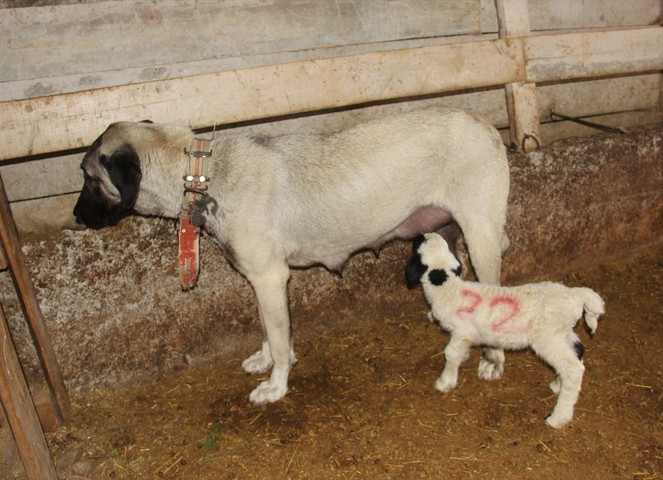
[577,287,605,334]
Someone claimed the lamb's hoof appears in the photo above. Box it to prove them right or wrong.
[434,377,456,393]
[242,350,273,374]
[545,412,572,429]
[249,380,288,405]
[477,358,504,381]
[549,377,561,394]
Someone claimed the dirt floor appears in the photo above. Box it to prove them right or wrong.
[4,246,663,479]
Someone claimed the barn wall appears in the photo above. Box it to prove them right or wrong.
[2,124,661,390]
[0,0,661,232]
[0,1,661,388]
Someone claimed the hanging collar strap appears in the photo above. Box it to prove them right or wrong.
[178,135,212,290]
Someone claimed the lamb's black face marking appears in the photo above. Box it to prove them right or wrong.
[405,236,428,289]
[73,142,142,229]
[411,234,426,253]
[428,269,448,286]
[573,341,585,361]
[452,265,462,277]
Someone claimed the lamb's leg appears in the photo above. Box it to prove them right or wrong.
[550,332,584,394]
[534,338,586,428]
[458,217,506,381]
[435,336,471,393]
[478,347,505,381]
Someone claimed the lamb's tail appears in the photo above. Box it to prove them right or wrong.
[577,287,605,334]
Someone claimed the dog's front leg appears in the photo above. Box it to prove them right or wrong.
[242,340,273,374]
[246,264,296,405]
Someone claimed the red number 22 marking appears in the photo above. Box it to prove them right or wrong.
[455,290,526,334]
[489,296,525,334]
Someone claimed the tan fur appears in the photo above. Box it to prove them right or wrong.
[77,108,510,404]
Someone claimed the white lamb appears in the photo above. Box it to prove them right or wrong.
[405,233,605,428]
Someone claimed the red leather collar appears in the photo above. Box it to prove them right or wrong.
[178,136,212,290]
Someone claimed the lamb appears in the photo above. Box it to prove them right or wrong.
[405,233,605,428]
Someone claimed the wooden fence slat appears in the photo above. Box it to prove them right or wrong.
[0,174,72,423]
[496,0,542,151]
[1,0,481,86]
[0,26,660,161]
[0,306,57,480]
[528,0,661,31]
[0,38,521,160]
[526,27,663,82]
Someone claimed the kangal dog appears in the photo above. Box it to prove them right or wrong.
[73,108,510,404]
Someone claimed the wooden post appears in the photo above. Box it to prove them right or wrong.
[505,82,541,151]
[496,0,541,151]
[0,174,72,425]
[0,306,58,480]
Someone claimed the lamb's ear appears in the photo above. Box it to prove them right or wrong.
[411,234,426,253]
[405,252,427,289]
[428,269,449,286]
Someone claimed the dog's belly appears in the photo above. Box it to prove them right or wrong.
[391,206,453,239]
[289,206,453,272]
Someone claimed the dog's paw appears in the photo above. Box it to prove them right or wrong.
[242,349,273,374]
[477,358,504,381]
[249,380,288,405]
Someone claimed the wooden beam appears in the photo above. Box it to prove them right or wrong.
[496,0,531,38]
[0,174,72,424]
[0,0,483,101]
[0,306,57,480]
[526,27,663,83]
[496,0,542,151]
[505,82,542,151]
[0,38,521,160]
[0,26,660,161]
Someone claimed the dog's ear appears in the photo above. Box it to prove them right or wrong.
[428,269,449,286]
[103,146,142,210]
[405,251,427,289]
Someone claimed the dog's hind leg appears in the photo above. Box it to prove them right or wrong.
[245,264,297,405]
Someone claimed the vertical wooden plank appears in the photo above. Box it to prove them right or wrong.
[496,0,530,37]
[0,174,72,424]
[496,0,541,150]
[505,82,541,150]
[0,306,58,480]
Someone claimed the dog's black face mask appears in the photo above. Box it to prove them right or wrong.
[73,139,142,229]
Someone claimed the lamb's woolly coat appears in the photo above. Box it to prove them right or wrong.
[406,233,605,428]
